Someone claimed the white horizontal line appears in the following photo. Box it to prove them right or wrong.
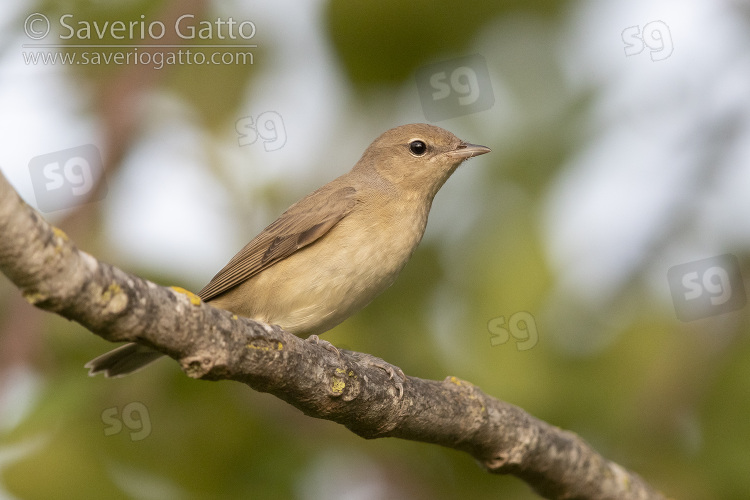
[22,44,258,48]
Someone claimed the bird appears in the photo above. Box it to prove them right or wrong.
[86,123,490,378]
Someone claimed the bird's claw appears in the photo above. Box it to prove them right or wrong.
[306,339,406,398]
[306,334,341,358]
[367,358,406,398]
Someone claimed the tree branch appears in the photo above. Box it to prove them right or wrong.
[0,171,666,500]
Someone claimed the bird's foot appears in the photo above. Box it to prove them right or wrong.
[306,334,341,358]
[306,339,406,398]
[366,357,406,398]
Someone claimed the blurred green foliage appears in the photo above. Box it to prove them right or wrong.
[325,0,563,87]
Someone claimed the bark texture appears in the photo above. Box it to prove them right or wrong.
[0,171,666,500]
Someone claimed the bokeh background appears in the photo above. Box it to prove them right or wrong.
[2,0,750,498]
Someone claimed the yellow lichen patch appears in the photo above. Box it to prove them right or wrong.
[246,343,270,352]
[231,314,238,320]
[331,378,346,395]
[447,376,475,388]
[446,376,485,412]
[100,282,119,301]
[101,283,128,314]
[334,368,357,379]
[52,226,69,241]
[22,290,47,305]
[476,399,486,413]
[170,286,201,306]
[51,226,70,254]
[246,341,283,352]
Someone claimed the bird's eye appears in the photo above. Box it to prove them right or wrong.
[409,140,427,156]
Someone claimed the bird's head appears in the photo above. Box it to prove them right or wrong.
[354,123,491,199]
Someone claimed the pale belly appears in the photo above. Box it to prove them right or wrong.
[208,208,428,335]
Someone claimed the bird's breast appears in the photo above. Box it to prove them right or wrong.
[214,201,430,335]
[310,203,428,300]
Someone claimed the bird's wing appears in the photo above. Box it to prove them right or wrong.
[197,185,358,301]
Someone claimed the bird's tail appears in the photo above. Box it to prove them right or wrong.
[85,343,165,377]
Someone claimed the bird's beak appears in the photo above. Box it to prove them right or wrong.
[448,142,492,160]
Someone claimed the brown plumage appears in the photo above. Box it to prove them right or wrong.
[86,123,490,377]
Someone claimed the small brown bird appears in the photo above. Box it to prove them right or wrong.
[86,123,490,377]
